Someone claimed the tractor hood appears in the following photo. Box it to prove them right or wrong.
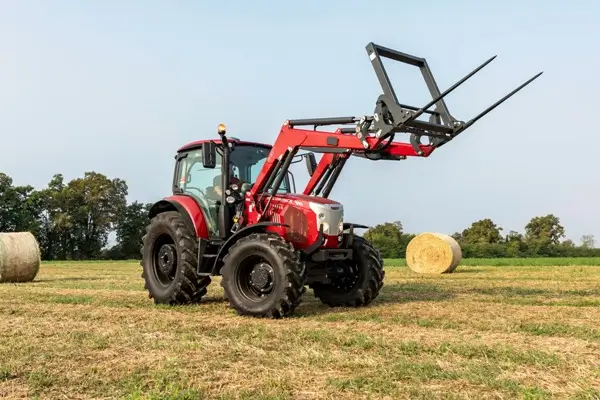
[277,193,341,207]
[263,193,344,242]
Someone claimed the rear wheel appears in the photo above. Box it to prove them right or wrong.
[311,236,384,307]
[220,233,306,318]
[141,211,211,305]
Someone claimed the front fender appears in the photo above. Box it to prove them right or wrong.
[148,195,210,239]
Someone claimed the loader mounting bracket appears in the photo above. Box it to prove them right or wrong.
[364,42,543,154]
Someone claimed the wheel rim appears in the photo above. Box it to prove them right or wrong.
[235,255,276,301]
[329,261,360,292]
[152,233,178,286]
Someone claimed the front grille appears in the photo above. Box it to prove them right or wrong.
[309,202,343,236]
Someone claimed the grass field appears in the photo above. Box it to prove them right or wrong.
[1,259,600,399]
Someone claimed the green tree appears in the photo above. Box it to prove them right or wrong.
[34,174,71,260]
[363,221,405,258]
[112,201,153,259]
[524,214,565,244]
[460,218,504,244]
[502,230,525,257]
[505,230,523,243]
[581,234,596,249]
[30,172,128,260]
[0,173,42,233]
[64,172,128,259]
[523,214,565,256]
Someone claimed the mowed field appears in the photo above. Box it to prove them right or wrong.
[1,259,600,399]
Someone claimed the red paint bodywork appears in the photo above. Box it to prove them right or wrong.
[244,193,340,250]
[162,194,210,239]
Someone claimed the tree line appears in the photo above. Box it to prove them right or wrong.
[363,218,600,259]
[0,172,151,260]
[1,171,597,260]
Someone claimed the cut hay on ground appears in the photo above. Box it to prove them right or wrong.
[0,232,41,283]
[405,232,462,274]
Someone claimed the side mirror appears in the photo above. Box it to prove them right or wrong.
[202,142,217,168]
[305,153,317,176]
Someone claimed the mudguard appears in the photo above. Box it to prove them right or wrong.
[148,194,210,239]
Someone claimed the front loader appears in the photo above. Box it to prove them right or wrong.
[140,41,542,318]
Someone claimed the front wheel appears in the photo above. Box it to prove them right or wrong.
[220,232,306,318]
[311,236,384,307]
[140,211,211,305]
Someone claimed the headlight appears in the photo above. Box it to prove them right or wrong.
[320,222,329,233]
[339,220,344,232]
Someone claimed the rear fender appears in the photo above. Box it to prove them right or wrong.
[148,195,210,239]
[211,222,289,275]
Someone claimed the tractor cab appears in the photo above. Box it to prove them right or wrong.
[172,137,294,239]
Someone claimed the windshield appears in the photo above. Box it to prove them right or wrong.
[229,145,291,193]
[174,144,292,237]
[177,144,291,194]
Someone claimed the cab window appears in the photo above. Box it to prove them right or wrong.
[178,151,221,195]
[230,145,291,193]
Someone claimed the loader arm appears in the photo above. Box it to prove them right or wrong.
[249,122,434,203]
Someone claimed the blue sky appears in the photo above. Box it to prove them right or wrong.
[1,0,599,243]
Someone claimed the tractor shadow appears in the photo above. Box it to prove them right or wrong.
[198,296,231,304]
[196,282,456,314]
[294,282,457,318]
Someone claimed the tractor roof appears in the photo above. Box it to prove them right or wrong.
[177,138,272,153]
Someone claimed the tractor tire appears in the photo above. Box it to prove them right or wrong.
[311,236,384,307]
[220,232,306,318]
[140,211,211,305]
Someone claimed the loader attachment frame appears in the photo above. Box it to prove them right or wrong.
[286,42,542,156]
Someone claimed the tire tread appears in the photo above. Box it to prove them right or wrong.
[221,232,305,318]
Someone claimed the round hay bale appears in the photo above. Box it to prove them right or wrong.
[0,232,41,283]
[405,232,462,274]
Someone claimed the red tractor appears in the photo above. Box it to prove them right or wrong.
[141,42,542,318]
